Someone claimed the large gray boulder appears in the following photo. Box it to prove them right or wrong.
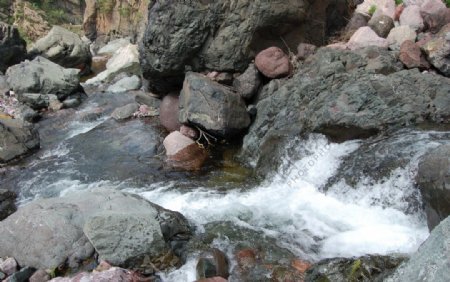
[242,46,450,175]
[6,56,82,100]
[417,144,450,230]
[179,72,251,138]
[0,119,39,163]
[385,215,450,282]
[28,26,91,70]
[139,0,350,93]
[0,22,26,73]
[0,189,192,270]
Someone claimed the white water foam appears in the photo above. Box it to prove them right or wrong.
[123,134,430,280]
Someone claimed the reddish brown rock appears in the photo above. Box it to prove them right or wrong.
[236,248,257,270]
[180,125,199,140]
[399,40,430,69]
[297,43,317,60]
[421,0,450,32]
[291,259,312,274]
[395,4,405,21]
[159,93,181,132]
[163,131,207,170]
[90,56,108,75]
[255,47,291,78]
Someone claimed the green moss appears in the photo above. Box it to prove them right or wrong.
[445,0,450,8]
[349,259,362,281]
[395,0,403,5]
[368,5,377,16]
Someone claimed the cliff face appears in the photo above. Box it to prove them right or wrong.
[83,0,148,44]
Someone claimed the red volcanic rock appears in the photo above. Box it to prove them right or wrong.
[399,40,430,69]
[163,131,207,170]
[255,47,291,78]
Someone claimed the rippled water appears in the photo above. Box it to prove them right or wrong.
[2,92,449,281]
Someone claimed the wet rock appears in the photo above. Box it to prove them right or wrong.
[233,63,261,100]
[29,269,50,282]
[255,47,291,78]
[85,44,141,85]
[6,57,81,100]
[0,257,18,275]
[242,47,450,175]
[0,189,191,270]
[62,98,82,109]
[111,103,139,121]
[236,248,257,270]
[368,15,395,38]
[399,40,430,69]
[306,255,406,282]
[0,22,27,73]
[50,267,150,282]
[297,43,317,60]
[422,23,450,76]
[387,25,417,50]
[386,215,450,282]
[0,119,40,163]
[0,271,5,280]
[107,75,142,93]
[28,26,91,70]
[420,0,450,32]
[347,26,389,50]
[0,189,16,221]
[180,125,199,140]
[159,93,181,132]
[6,266,35,282]
[196,248,229,280]
[416,144,450,230]
[140,0,350,93]
[179,72,250,138]
[400,5,424,31]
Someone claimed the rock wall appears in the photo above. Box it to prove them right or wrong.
[83,0,148,44]
[139,0,351,94]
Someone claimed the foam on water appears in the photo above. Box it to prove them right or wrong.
[133,134,429,264]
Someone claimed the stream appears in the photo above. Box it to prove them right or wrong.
[2,91,450,281]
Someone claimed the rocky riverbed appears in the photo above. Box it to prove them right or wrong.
[1,0,450,281]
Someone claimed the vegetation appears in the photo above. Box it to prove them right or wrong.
[28,0,67,25]
[368,5,377,16]
[98,0,116,14]
[445,0,450,8]
[395,0,403,5]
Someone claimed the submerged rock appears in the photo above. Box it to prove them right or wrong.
[0,119,39,163]
[6,57,82,100]
[179,72,250,138]
[417,144,450,230]
[196,248,229,280]
[28,26,91,70]
[306,255,406,282]
[50,267,149,282]
[386,215,450,282]
[111,103,139,120]
[0,189,16,221]
[0,189,191,270]
[0,22,27,73]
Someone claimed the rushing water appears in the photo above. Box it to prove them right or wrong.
[2,92,449,281]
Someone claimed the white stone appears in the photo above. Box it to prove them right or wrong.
[347,26,389,50]
[400,5,424,31]
[387,25,417,50]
